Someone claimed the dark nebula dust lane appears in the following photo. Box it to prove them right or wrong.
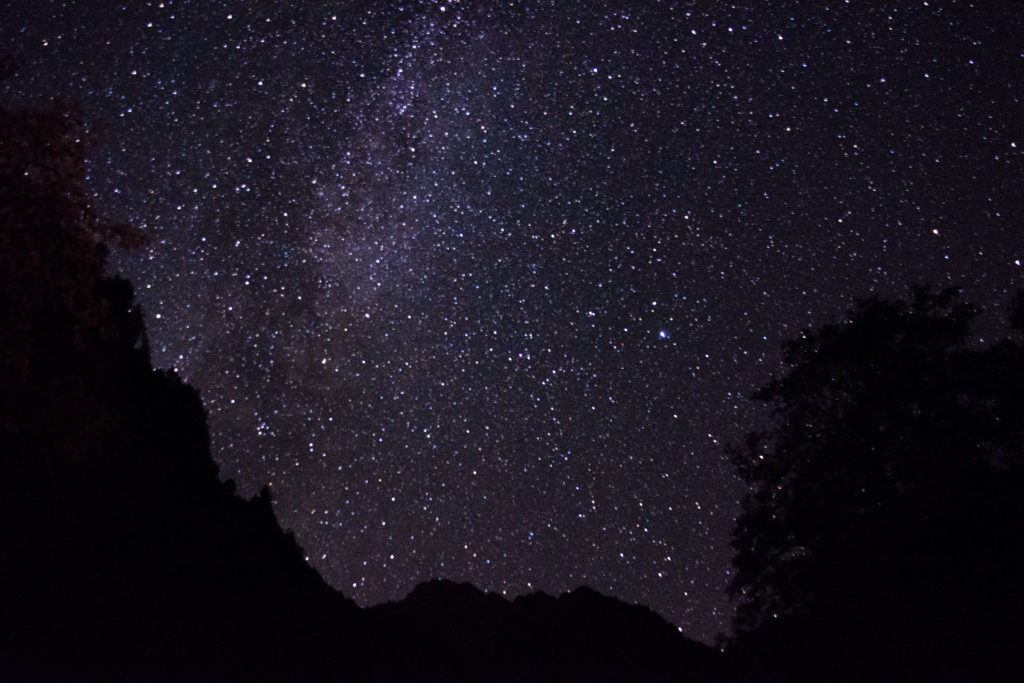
[2,1,1021,642]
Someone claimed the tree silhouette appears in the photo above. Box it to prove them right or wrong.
[1,104,145,469]
[727,287,1024,678]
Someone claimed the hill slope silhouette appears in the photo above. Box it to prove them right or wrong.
[0,104,718,681]
[364,580,718,681]
[0,102,361,681]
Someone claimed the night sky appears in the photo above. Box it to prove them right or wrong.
[3,1,1021,642]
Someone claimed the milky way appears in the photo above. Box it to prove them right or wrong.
[3,1,1021,642]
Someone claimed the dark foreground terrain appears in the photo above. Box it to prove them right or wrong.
[3,102,1023,682]
[0,102,717,682]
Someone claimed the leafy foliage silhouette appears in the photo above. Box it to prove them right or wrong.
[728,287,1024,679]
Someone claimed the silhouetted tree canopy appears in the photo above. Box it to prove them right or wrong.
[1,104,146,466]
[727,287,1024,677]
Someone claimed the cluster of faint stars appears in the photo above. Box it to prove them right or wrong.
[2,1,1020,642]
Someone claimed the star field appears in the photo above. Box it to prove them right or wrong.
[3,1,1021,642]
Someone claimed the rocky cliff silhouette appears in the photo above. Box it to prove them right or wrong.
[0,103,717,681]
